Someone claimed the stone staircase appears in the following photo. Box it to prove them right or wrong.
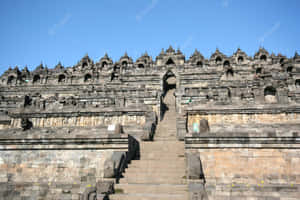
[110,89,188,200]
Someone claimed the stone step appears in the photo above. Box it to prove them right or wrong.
[139,149,184,154]
[155,130,177,133]
[139,154,185,159]
[153,138,180,141]
[138,149,184,154]
[140,142,183,147]
[160,119,177,122]
[127,164,185,171]
[119,176,187,184]
[158,117,176,120]
[153,137,179,140]
[140,141,184,145]
[156,127,176,129]
[156,131,176,134]
[138,152,183,157]
[152,135,177,139]
[156,126,177,130]
[158,118,176,120]
[140,145,183,149]
[140,147,184,152]
[137,157,185,161]
[125,167,185,174]
[159,119,176,121]
[131,156,185,161]
[123,172,186,179]
[129,160,185,167]
[158,121,176,123]
[125,167,186,175]
[114,183,188,194]
[140,148,184,152]
[138,152,183,156]
[139,152,183,156]
[156,128,176,131]
[123,167,186,176]
[122,173,185,180]
[110,193,188,200]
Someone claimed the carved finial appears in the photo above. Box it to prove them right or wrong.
[36,63,44,70]
[259,46,267,52]
[166,45,175,53]
[294,51,300,59]
[22,66,29,73]
[104,52,109,58]
[143,51,149,57]
[160,48,165,55]
[55,62,63,69]
[255,47,269,57]
[193,49,200,56]
[176,48,182,54]
[13,66,19,71]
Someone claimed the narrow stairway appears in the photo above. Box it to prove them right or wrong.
[110,89,188,200]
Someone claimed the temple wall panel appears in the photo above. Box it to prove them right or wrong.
[197,148,300,185]
[9,115,146,129]
[188,113,300,128]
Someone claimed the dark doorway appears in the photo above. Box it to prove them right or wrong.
[166,58,175,65]
[161,71,176,120]
[163,71,176,96]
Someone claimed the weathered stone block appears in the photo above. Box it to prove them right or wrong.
[186,152,204,180]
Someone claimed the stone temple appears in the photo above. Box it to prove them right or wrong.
[0,46,300,200]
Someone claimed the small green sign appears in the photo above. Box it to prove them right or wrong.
[193,122,199,133]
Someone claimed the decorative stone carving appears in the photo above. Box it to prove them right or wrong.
[21,118,32,131]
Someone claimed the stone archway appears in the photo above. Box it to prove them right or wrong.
[163,71,176,96]
[160,71,177,120]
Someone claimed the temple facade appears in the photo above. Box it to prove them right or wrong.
[0,46,300,199]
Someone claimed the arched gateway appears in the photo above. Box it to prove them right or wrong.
[160,70,177,120]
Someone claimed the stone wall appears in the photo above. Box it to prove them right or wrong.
[0,150,108,183]
[9,115,145,129]
[185,131,300,199]
[193,148,300,199]
[0,129,136,199]
[188,113,300,127]
[1,47,300,199]
[0,124,10,130]
[197,149,300,185]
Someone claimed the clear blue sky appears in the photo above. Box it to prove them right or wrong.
[0,0,299,74]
